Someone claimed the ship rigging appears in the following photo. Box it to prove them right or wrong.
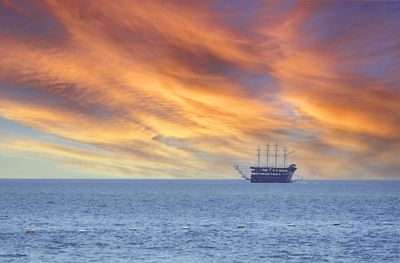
[234,142,297,183]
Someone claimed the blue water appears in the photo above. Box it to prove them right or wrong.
[0,180,399,262]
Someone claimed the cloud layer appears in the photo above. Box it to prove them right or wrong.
[0,0,399,179]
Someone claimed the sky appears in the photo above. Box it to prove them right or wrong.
[0,0,399,179]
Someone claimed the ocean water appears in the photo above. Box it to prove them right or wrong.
[0,179,399,263]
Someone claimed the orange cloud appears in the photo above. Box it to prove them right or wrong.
[0,0,399,179]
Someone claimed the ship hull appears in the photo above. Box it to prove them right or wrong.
[250,171,294,183]
[250,165,297,183]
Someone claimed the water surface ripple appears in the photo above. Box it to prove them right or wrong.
[0,179,399,262]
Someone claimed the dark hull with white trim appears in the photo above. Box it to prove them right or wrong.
[250,165,297,183]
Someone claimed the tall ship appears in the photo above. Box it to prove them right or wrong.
[234,142,297,183]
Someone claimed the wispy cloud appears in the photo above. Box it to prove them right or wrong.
[0,0,398,178]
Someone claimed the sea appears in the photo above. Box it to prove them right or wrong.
[0,179,399,263]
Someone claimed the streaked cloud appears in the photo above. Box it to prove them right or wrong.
[0,0,399,179]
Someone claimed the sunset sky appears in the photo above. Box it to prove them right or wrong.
[0,0,399,179]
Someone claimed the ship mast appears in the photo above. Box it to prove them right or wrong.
[257,145,261,167]
[274,141,278,168]
[284,145,287,168]
[266,142,270,168]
